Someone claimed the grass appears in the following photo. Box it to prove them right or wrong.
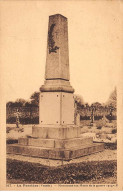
[7,159,117,184]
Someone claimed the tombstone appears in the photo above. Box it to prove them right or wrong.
[75,113,80,126]
[7,14,104,160]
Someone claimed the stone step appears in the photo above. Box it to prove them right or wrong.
[32,125,80,139]
[7,143,104,160]
[18,136,93,149]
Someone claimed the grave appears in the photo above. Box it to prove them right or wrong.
[7,14,104,160]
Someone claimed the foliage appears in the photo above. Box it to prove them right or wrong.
[80,116,91,120]
[96,119,106,129]
[74,94,84,107]
[104,143,117,150]
[94,116,103,120]
[24,102,32,107]
[91,102,102,108]
[6,127,12,133]
[7,117,16,124]
[112,129,117,134]
[106,87,117,109]
[7,159,117,184]
[30,92,40,106]
[6,99,26,108]
[106,115,117,121]
[7,116,39,124]
[6,91,40,108]
[7,139,18,144]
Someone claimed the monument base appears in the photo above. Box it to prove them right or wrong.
[7,142,104,161]
[7,125,104,161]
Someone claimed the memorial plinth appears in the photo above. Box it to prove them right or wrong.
[7,14,104,160]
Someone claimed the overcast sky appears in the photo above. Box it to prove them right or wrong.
[1,1,123,104]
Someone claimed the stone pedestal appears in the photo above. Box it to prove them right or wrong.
[7,140,104,160]
[7,123,104,160]
[39,92,74,125]
[7,129,104,160]
[7,14,104,160]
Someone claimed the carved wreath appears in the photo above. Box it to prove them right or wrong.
[48,24,59,54]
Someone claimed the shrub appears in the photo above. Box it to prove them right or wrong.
[96,119,106,129]
[112,129,117,134]
[7,139,18,144]
[6,116,39,124]
[6,127,12,133]
[105,143,117,150]
[7,117,16,124]
[80,116,90,120]
[94,116,103,120]
[106,115,117,121]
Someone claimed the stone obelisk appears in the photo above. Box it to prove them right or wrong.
[7,14,104,160]
[39,14,74,126]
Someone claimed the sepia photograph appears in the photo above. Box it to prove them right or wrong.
[0,0,123,190]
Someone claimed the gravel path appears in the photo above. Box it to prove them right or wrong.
[7,149,117,167]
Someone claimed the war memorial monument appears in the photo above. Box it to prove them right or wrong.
[7,14,104,160]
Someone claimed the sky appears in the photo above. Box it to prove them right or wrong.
[1,0,123,104]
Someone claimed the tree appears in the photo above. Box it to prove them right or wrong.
[92,102,102,107]
[24,101,32,107]
[74,94,84,107]
[14,98,26,107]
[91,102,102,109]
[30,92,40,106]
[16,98,26,105]
[6,101,14,108]
[106,87,117,109]
[6,99,26,108]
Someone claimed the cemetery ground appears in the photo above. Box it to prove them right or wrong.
[6,120,117,184]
